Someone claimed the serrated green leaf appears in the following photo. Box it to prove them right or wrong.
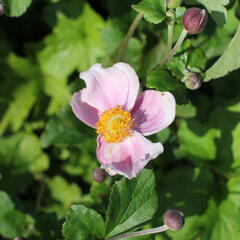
[0,191,34,238]
[105,169,158,238]
[177,120,220,162]
[209,177,240,240]
[208,103,240,174]
[43,0,84,27]
[4,0,32,17]
[132,0,166,24]
[41,107,95,148]
[204,24,240,82]
[0,54,41,134]
[196,0,227,26]
[0,133,49,193]
[38,3,105,78]
[47,176,81,208]
[62,204,105,240]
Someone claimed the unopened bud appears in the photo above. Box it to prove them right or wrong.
[182,8,208,34]
[92,167,106,183]
[163,209,185,231]
[0,2,4,16]
[184,72,202,90]
[14,237,26,240]
[167,0,182,9]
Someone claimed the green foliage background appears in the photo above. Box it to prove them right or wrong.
[0,0,240,239]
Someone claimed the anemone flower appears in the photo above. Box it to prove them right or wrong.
[71,63,176,179]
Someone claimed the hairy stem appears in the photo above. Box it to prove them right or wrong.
[149,29,188,73]
[107,225,169,240]
[117,12,144,61]
[167,21,174,52]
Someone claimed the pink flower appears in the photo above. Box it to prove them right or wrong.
[70,63,176,179]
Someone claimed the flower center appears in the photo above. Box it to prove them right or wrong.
[96,106,135,143]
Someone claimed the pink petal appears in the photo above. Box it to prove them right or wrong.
[131,90,176,136]
[70,90,99,128]
[97,132,163,179]
[80,63,139,112]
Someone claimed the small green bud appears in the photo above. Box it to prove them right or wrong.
[167,0,182,9]
[92,167,106,183]
[163,210,185,231]
[182,8,208,34]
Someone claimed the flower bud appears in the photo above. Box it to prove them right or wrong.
[184,72,202,90]
[92,167,106,183]
[167,0,182,9]
[0,2,4,16]
[163,209,185,231]
[182,8,208,34]
[14,237,26,240]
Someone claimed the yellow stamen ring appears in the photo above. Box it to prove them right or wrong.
[96,106,135,143]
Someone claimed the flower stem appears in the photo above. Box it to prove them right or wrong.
[167,21,174,52]
[117,12,144,61]
[150,29,188,72]
[107,224,169,240]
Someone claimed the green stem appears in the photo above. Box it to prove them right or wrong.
[117,12,144,61]
[167,21,174,53]
[107,225,169,240]
[150,29,188,72]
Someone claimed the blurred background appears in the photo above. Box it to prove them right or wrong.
[0,0,240,239]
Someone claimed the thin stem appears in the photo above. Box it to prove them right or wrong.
[159,29,188,66]
[107,225,169,240]
[167,22,174,53]
[150,29,188,72]
[117,12,144,61]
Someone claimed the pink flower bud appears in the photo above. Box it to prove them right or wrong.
[0,2,4,16]
[14,237,26,240]
[92,167,106,182]
[182,8,208,34]
[163,209,185,231]
[184,72,202,90]
[167,0,182,9]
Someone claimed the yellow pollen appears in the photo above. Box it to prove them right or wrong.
[96,106,135,143]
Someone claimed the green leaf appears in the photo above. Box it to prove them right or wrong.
[208,102,240,174]
[47,176,81,209]
[41,107,95,148]
[0,54,41,134]
[132,0,166,24]
[0,133,49,193]
[105,169,158,238]
[204,24,240,82]
[43,0,85,27]
[4,0,32,17]
[146,67,188,104]
[196,0,227,26]
[38,3,105,78]
[210,177,240,240]
[177,120,220,162]
[0,191,34,238]
[62,204,105,240]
